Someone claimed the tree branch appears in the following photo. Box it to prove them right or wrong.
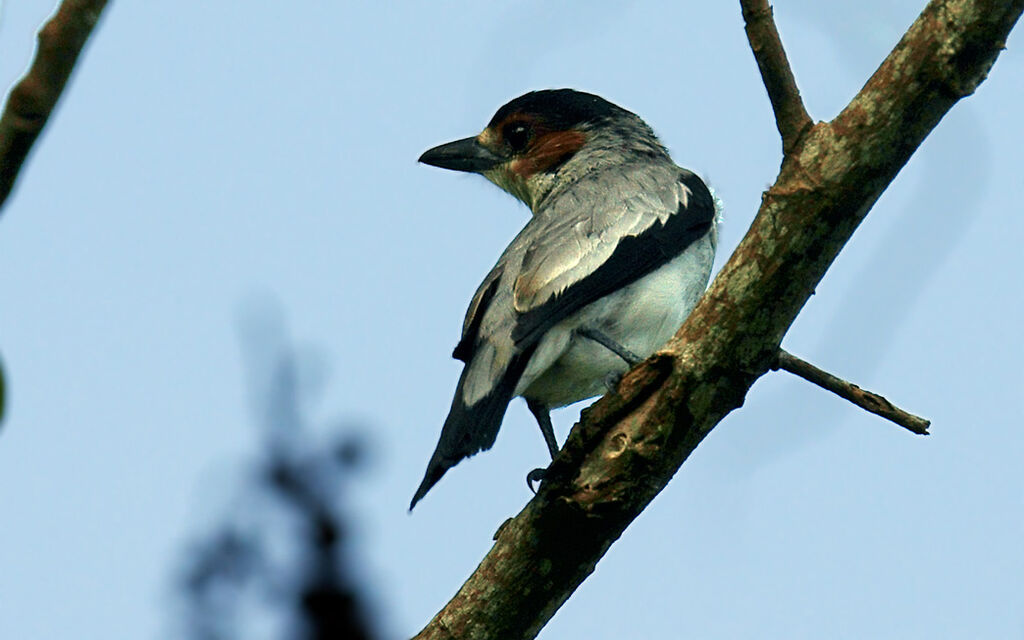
[0,0,109,212]
[774,350,931,435]
[741,0,813,153]
[414,1,1023,637]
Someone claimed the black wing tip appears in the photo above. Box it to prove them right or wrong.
[451,340,471,362]
[410,455,450,511]
[408,491,425,512]
[678,171,716,221]
[411,345,535,511]
[453,277,502,364]
[408,489,423,512]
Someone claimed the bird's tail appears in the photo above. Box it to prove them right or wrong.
[410,346,535,510]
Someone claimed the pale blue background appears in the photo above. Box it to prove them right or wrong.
[0,2,1021,638]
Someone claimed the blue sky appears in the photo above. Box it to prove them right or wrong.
[0,2,1021,638]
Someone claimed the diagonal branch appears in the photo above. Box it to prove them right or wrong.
[0,0,109,213]
[774,350,931,435]
[741,0,813,153]
[414,1,1023,638]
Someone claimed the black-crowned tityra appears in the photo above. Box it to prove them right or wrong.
[411,89,717,509]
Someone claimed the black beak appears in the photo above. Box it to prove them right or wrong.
[418,136,505,173]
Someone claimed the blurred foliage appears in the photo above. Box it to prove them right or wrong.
[173,302,378,640]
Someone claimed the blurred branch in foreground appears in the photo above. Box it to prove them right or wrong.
[0,0,108,212]
[0,0,109,430]
[173,302,378,640]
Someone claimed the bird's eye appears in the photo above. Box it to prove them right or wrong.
[503,122,531,152]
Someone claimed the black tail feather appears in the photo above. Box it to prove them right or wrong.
[410,451,450,511]
[410,346,535,510]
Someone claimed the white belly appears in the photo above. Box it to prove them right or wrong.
[517,230,715,408]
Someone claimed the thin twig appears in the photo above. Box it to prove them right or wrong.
[0,0,109,212]
[740,0,813,153]
[775,350,930,435]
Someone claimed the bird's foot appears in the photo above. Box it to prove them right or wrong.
[526,467,547,494]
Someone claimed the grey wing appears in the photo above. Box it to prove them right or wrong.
[452,260,505,362]
[411,166,715,509]
[510,166,716,346]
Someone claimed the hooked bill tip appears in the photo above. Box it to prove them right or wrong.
[419,136,504,173]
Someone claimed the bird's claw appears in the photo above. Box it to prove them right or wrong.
[526,467,547,493]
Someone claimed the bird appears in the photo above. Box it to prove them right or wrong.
[411,89,717,509]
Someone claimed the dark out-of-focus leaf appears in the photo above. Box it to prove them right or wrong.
[173,303,379,640]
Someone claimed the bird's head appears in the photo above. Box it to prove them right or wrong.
[419,89,668,211]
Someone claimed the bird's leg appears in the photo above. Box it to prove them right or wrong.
[525,398,558,493]
[575,327,642,366]
[526,398,559,459]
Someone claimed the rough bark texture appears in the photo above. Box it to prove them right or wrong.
[0,0,108,211]
[413,0,1023,638]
